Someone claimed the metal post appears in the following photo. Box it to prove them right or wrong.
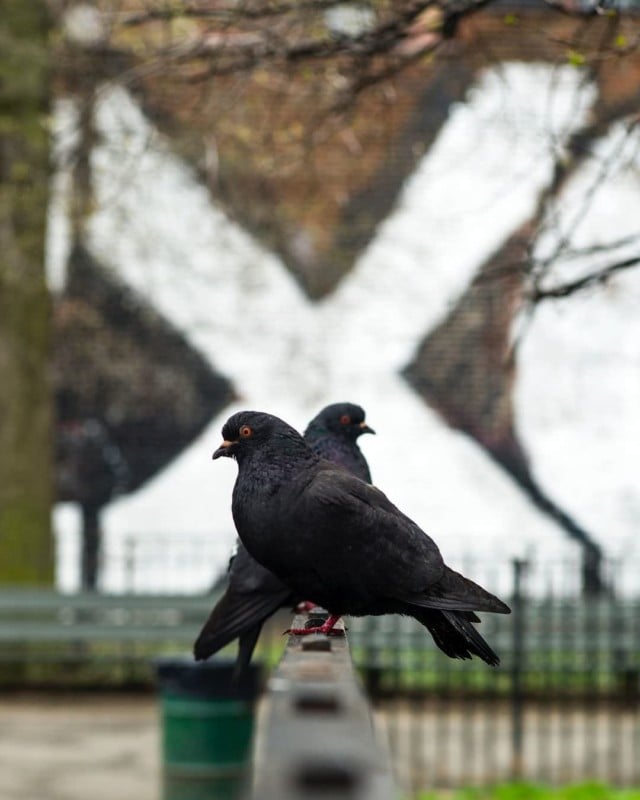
[510,558,528,780]
[124,535,136,593]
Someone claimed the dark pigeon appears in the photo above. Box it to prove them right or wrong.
[210,410,510,665]
[304,402,374,483]
[193,403,375,671]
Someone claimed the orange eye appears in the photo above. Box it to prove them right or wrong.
[340,415,351,425]
[239,425,253,438]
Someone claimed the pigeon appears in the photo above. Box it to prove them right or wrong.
[193,403,375,670]
[304,402,374,482]
[210,410,510,665]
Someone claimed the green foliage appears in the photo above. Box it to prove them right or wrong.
[417,783,640,800]
[566,50,586,67]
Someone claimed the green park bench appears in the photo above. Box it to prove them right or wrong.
[0,589,216,649]
[0,589,226,684]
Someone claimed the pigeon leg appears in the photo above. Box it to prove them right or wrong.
[295,600,318,613]
[285,614,344,636]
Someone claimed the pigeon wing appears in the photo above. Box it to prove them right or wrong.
[193,584,291,661]
[299,466,447,598]
[299,467,509,616]
[397,565,511,614]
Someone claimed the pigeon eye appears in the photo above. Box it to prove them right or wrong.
[239,425,253,438]
[340,415,351,425]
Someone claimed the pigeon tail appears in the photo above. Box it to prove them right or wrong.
[402,567,511,615]
[193,587,290,661]
[412,607,501,666]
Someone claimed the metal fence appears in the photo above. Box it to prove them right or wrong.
[54,528,234,594]
[347,558,640,793]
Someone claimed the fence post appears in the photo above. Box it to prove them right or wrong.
[510,558,528,780]
[249,611,396,799]
[124,535,136,593]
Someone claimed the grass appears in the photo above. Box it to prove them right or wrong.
[417,783,640,800]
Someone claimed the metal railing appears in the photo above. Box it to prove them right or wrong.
[249,610,396,800]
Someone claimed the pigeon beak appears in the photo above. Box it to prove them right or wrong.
[359,423,375,435]
[212,440,236,459]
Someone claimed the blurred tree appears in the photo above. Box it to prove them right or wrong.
[0,0,53,584]
[54,0,638,306]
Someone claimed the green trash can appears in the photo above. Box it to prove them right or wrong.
[155,657,262,800]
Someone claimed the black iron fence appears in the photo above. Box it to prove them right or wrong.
[54,529,233,594]
[346,558,640,793]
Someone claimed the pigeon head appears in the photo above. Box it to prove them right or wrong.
[212,410,308,463]
[307,402,375,441]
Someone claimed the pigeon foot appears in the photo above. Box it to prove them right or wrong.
[295,600,319,613]
[284,614,344,636]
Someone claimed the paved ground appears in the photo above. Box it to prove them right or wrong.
[0,693,160,800]
[376,699,640,790]
[1,694,637,798]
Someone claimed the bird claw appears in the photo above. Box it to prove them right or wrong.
[284,625,345,637]
[295,600,318,613]
[283,614,345,637]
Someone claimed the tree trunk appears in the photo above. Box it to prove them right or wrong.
[0,1,53,584]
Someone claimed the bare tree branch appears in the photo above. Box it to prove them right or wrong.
[120,0,351,27]
[468,87,640,293]
[554,232,640,258]
[175,1,440,84]
[532,116,639,285]
[530,253,640,300]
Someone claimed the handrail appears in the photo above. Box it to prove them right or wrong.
[248,611,397,799]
